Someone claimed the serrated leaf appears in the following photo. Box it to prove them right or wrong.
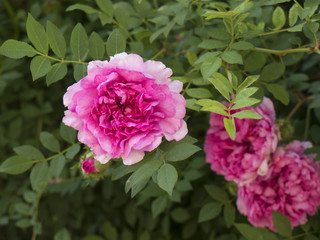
[46,63,68,85]
[204,185,229,203]
[14,203,31,215]
[66,4,99,14]
[40,131,60,153]
[272,6,286,30]
[272,211,292,237]
[197,99,228,116]
[26,13,48,54]
[89,32,105,60]
[166,143,201,162]
[0,156,33,175]
[221,51,243,64]
[30,162,50,192]
[70,23,89,60]
[289,5,299,27]
[151,195,167,218]
[224,203,235,228]
[59,123,77,143]
[201,57,222,79]
[0,40,36,59]
[106,29,126,56]
[232,110,262,119]
[30,56,51,81]
[264,83,289,105]
[186,50,197,66]
[65,145,80,159]
[223,117,236,140]
[13,145,44,160]
[234,223,264,240]
[237,75,259,90]
[47,21,66,59]
[186,88,212,98]
[226,70,238,89]
[23,191,37,203]
[212,72,233,93]
[260,62,285,82]
[231,41,254,50]
[73,64,87,81]
[234,87,258,101]
[244,52,266,72]
[198,40,227,49]
[96,0,114,17]
[157,164,178,195]
[50,155,66,178]
[305,0,320,7]
[208,77,231,101]
[198,202,221,223]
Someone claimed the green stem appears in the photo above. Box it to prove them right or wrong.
[252,47,313,56]
[157,148,166,165]
[35,51,88,65]
[293,0,304,10]
[304,107,311,140]
[151,48,165,60]
[286,96,314,121]
[33,142,81,163]
[3,0,20,39]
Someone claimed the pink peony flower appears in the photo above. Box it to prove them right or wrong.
[81,158,97,173]
[63,53,187,165]
[204,97,280,185]
[237,140,320,231]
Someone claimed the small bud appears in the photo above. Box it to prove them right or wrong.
[81,158,97,173]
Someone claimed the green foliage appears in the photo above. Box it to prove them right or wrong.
[0,0,320,239]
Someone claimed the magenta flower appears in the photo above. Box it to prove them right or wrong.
[81,158,97,173]
[237,141,320,231]
[204,97,280,185]
[63,53,187,165]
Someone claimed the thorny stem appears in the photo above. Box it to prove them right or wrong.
[252,47,315,56]
[35,51,88,65]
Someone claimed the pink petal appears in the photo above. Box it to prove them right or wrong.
[122,149,145,165]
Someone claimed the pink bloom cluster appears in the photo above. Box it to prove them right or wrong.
[63,53,187,165]
[204,98,320,231]
[237,141,320,230]
[204,97,279,185]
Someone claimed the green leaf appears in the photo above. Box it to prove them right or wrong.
[13,145,44,160]
[272,211,292,237]
[106,29,126,57]
[96,0,114,17]
[198,202,221,223]
[165,143,201,162]
[30,56,51,81]
[89,32,105,60]
[46,21,66,59]
[99,13,113,25]
[237,75,259,91]
[212,72,233,93]
[234,223,264,240]
[232,110,262,119]
[289,5,299,27]
[198,40,227,49]
[70,23,89,60]
[272,6,286,30]
[265,83,289,105]
[66,4,99,14]
[50,155,66,178]
[208,77,231,101]
[60,123,77,143]
[171,208,190,223]
[54,228,71,240]
[231,98,261,110]
[0,40,36,59]
[23,190,37,203]
[65,145,80,159]
[231,41,254,50]
[102,221,118,240]
[224,203,235,228]
[46,63,68,85]
[151,195,167,218]
[14,202,31,215]
[223,117,236,140]
[221,51,243,64]
[26,13,48,54]
[126,158,162,191]
[204,185,229,203]
[260,62,285,82]
[40,131,60,153]
[186,50,197,66]
[234,87,259,101]
[197,99,228,116]
[30,162,50,192]
[157,164,178,195]
[244,52,266,72]
[306,22,319,33]
[73,64,87,81]
[16,218,32,229]
[201,57,222,79]
[226,70,238,89]
[0,156,33,175]
[114,7,130,28]
[305,0,320,7]
[186,88,212,99]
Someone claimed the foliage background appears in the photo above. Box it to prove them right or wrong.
[0,0,320,239]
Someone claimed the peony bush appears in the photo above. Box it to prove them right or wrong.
[0,0,320,239]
